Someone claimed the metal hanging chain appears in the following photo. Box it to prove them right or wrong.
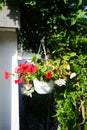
[38,37,46,56]
[38,43,42,55]
[41,42,46,56]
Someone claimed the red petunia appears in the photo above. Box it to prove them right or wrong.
[46,72,53,79]
[15,62,37,74]
[4,71,10,79]
[15,76,24,84]
[15,61,28,74]
[28,64,37,74]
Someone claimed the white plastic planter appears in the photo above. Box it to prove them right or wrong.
[33,79,54,94]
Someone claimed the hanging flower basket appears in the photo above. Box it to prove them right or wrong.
[33,79,54,94]
[4,40,77,97]
[4,56,76,97]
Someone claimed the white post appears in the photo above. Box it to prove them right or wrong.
[0,31,19,130]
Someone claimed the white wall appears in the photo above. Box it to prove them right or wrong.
[0,31,19,130]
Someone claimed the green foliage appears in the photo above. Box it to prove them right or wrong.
[53,52,87,130]
[15,0,86,52]
[18,0,87,129]
[0,0,6,10]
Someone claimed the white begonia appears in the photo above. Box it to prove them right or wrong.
[70,72,76,79]
[55,78,66,87]
[67,65,70,70]
[21,84,34,97]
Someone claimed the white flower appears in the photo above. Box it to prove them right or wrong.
[67,65,70,70]
[21,84,34,97]
[70,72,76,79]
[55,78,66,87]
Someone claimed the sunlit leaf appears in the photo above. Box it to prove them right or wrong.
[78,0,82,6]
[71,18,77,25]
[64,0,67,4]
[60,14,66,21]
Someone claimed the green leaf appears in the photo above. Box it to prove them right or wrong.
[63,55,70,60]
[70,52,76,57]
[64,0,67,4]
[60,14,66,21]
[76,10,86,19]
[71,18,77,26]
[78,0,82,6]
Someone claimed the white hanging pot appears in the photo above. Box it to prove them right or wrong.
[33,79,54,94]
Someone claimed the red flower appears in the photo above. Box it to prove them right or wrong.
[15,61,28,74]
[4,71,10,79]
[46,72,53,79]
[15,76,24,84]
[15,62,37,74]
[28,64,37,74]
